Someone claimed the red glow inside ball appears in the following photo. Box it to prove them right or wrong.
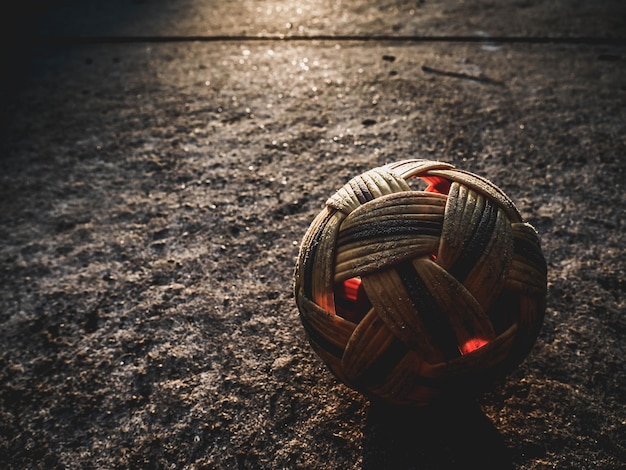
[334,277,371,324]
[459,338,489,355]
[422,175,451,195]
[336,277,491,355]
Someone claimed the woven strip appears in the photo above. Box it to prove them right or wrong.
[294,159,547,406]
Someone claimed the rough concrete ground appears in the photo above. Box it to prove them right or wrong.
[0,1,625,469]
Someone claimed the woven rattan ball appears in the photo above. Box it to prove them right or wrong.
[294,160,547,406]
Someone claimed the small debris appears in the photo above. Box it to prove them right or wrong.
[382,55,396,62]
[421,65,504,86]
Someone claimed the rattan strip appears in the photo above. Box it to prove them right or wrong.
[361,267,446,363]
[296,290,355,351]
[412,258,496,346]
[461,207,514,310]
[342,307,399,381]
[334,236,440,282]
[428,168,522,221]
[326,167,411,214]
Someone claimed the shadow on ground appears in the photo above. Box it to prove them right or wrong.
[363,400,513,470]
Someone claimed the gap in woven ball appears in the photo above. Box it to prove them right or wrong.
[486,290,521,336]
[410,174,452,195]
[333,277,371,324]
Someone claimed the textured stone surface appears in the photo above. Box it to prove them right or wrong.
[0,1,625,469]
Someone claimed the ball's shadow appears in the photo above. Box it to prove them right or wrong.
[362,399,513,470]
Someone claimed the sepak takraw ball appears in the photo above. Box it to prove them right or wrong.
[294,160,547,406]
